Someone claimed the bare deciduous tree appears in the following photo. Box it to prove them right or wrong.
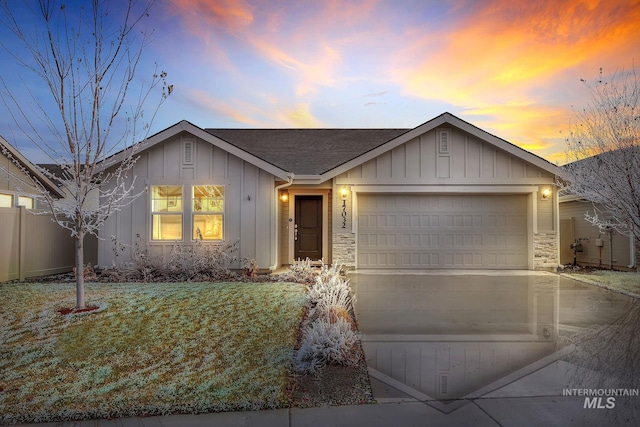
[0,0,171,309]
[559,66,640,246]
[559,66,640,424]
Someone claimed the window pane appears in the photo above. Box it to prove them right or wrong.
[151,185,183,212]
[193,185,224,212]
[152,214,182,240]
[193,214,223,240]
[18,196,33,209]
[0,194,12,208]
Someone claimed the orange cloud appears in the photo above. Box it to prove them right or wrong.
[166,0,254,35]
[186,88,259,125]
[279,104,324,128]
[185,88,324,128]
[392,0,640,105]
[462,103,572,163]
[166,0,351,97]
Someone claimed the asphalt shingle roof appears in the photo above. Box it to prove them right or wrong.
[205,128,410,175]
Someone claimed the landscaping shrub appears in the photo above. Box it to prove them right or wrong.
[292,260,360,373]
[105,236,243,282]
[293,318,360,373]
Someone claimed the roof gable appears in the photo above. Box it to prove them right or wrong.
[97,121,292,180]
[98,113,559,182]
[0,136,65,198]
[318,112,560,180]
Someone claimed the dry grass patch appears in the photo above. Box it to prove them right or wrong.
[563,270,640,298]
[0,282,307,425]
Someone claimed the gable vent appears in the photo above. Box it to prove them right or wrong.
[182,140,194,165]
[439,373,448,394]
[439,130,450,154]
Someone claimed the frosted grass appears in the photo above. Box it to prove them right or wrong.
[0,282,307,424]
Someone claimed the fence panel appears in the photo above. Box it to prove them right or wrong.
[0,207,96,282]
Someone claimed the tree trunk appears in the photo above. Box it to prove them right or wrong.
[76,233,85,309]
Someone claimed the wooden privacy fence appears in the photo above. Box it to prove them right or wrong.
[0,206,97,282]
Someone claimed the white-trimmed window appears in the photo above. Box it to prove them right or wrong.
[0,193,12,208]
[192,185,224,240]
[150,185,224,241]
[151,185,183,240]
[18,196,34,209]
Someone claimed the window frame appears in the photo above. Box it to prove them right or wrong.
[148,184,226,242]
[150,185,185,241]
[17,196,34,209]
[192,185,225,241]
[0,193,13,208]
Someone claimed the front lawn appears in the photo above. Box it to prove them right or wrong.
[0,282,307,425]
[562,270,640,298]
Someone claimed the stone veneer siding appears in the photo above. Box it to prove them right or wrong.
[333,232,560,271]
[534,232,559,270]
[333,233,356,268]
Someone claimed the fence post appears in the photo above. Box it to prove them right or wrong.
[18,205,26,281]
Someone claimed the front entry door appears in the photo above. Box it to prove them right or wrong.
[294,195,323,260]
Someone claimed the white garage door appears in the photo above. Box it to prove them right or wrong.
[357,194,528,269]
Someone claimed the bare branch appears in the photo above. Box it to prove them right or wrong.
[559,65,640,245]
[0,0,170,309]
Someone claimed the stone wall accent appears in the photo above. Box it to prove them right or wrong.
[333,233,356,267]
[534,232,558,270]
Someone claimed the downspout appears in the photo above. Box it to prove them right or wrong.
[270,173,294,270]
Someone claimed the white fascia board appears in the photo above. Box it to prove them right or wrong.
[95,121,188,173]
[289,175,327,184]
[443,114,560,176]
[319,115,448,181]
[0,136,65,198]
[558,194,585,203]
[350,185,539,194]
[96,121,291,181]
[183,123,290,180]
[319,112,560,181]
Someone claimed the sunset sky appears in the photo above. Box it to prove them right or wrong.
[1,0,639,165]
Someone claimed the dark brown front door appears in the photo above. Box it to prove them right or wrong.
[295,195,323,260]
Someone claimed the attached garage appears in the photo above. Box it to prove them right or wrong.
[357,194,529,269]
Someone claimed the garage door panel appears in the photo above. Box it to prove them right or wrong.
[358,194,528,269]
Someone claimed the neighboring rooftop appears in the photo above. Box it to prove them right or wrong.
[205,128,410,175]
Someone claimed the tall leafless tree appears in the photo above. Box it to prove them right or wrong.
[559,66,640,246]
[560,67,640,424]
[0,0,171,309]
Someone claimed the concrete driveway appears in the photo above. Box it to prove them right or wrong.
[349,270,639,426]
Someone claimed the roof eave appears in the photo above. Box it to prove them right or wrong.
[317,112,561,180]
[0,136,66,199]
[96,121,292,181]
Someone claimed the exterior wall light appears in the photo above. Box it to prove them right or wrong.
[541,187,552,200]
[280,192,288,202]
[340,186,349,200]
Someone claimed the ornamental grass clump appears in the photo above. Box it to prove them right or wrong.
[279,257,317,284]
[293,262,360,373]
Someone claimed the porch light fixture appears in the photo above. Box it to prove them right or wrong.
[541,187,552,200]
[340,186,348,200]
[280,192,288,202]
